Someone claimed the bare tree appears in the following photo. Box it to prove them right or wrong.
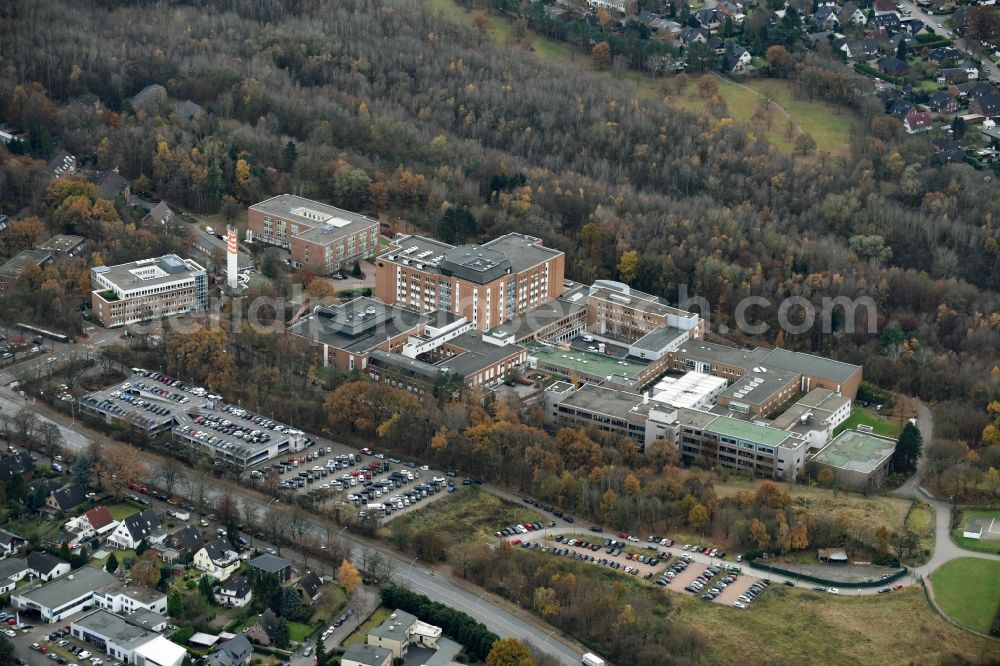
[38,422,63,464]
[13,408,38,444]
[263,505,290,551]
[241,500,259,546]
[157,459,182,497]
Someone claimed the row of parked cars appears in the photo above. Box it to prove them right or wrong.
[732,579,770,609]
[521,496,575,522]
[192,413,273,445]
[496,520,547,538]
[122,380,189,404]
[682,544,728,559]
[684,565,727,596]
[655,557,691,586]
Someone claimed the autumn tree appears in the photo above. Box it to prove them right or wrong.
[131,549,161,588]
[95,444,148,499]
[817,467,835,487]
[592,42,611,70]
[766,45,794,77]
[750,518,771,551]
[486,637,536,666]
[688,503,709,534]
[471,12,492,44]
[338,559,362,594]
[618,250,639,284]
[794,132,817,155]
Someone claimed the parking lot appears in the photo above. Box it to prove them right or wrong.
[8,608,124,666]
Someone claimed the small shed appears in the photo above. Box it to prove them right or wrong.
[817,548,849,563]
[962,519,983,540]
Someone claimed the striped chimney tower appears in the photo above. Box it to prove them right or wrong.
[226,225,238,289]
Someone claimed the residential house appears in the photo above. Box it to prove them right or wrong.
[959,60,980,80]
[927,91,959,113]
[0,558,30,594]
[958,81,996,100]
[46,149,77,179]
[933,147,966,165]
[865,24,891,42]
[878,56,910,77]
[900,18,925,34]
[680,27,708,45]
[904,111,934,133]
[889,99,915,119]
[206,634,254,666]
[971,94,1000,117]
[91,168,131,201]
[726,44,752,73]
[888,33,916,50]
[0,528,26,558]
[142,201,175,226]
[246,608,279,646]
[64,506,118,545]
[27,551,71,581]
[841,38,879,60]
[695,8,723,29]
[46,484,87,513]
[813,7,840,29]
[0,451,34,483]
[367,609,443,660]
[838,3,867,26]
[193,539,240,581]
[707,36,726,55]
[215,575,252,608]
[173,101,202,123]
[161,524,203,560]
[942,68,973,84]
[873,0,898,15]
[249,554,292,582]
[37,234,87,257]
[106,508,163,550]
[928,46,963,65]
[296,572,324,606]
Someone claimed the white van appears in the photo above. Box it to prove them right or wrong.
[581,334,594,342]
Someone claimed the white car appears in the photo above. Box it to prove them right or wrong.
[627,536,639,542]
[827,587,840,595]
[4,629,14,637]
[419,465,430,471]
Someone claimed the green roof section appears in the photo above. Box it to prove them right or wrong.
[812,429,896,473]
[526,343,648,383]
[705,415,794,448]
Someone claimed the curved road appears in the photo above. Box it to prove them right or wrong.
[895,401,1000,578]
[0,386,586,666]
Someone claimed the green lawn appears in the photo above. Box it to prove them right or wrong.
[343,606,391,647]
[385,487,545,543]
[677,584,998,663]
[833,408,902,438]
[106,503,141,520]
[289,620,314,643]
[929,558,1000,634]
[951,510,1000,555]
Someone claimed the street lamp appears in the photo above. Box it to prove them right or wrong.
[476,591,487,607]
[408,556,418,574]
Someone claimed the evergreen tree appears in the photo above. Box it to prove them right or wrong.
[274,617,290,648]
[752,34,764,57]
[951,116,966,139]
[893,422,923,472]
[283,141,298,171]
[351,260,363,278]
[168,589,184,617]
[136,539,149,556]
[896,40,908,61]
[106,552,119,573]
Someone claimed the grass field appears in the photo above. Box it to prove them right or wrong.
[385,487,544,542]
[106,502,141,520]
[676,584,999,664]
[951,510,1000,555]
[343,606,391,647]
[426,0,856,156]
[929,558,1000,634]
[289,620,314,643]
[833,408,903,438]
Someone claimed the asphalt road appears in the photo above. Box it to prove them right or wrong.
[894,0,1000,81]
[0,390,587,666]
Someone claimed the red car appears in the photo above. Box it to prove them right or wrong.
[511,539,522,546]
[618,532,628,539]
[893,584,904,591]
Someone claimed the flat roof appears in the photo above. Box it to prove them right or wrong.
[770,388,851,432]
[719,366,799,405]
[705,415,798,449]
[0,249,52,279]
[672,407,722,429]
[370,609,417,641]
[37,234,85,253]
[761,348,861,384]
[92,254,205,291]
[811,429,896,473]
[250,554,291,572]
[527,343,649,384]
[630,325,690,353]
[343,643,392,665]
[73,609,154,648]
[19,566,117,609]
[557,383,647,419]
[289,299,426,355]
[437,331,524,377]
[250,195,377,244]
[588,280,698,321]
[481,233,562,273]
[651,372,728,409]
[675,341,770,371]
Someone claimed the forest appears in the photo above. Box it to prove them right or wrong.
[0,1,998,461]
